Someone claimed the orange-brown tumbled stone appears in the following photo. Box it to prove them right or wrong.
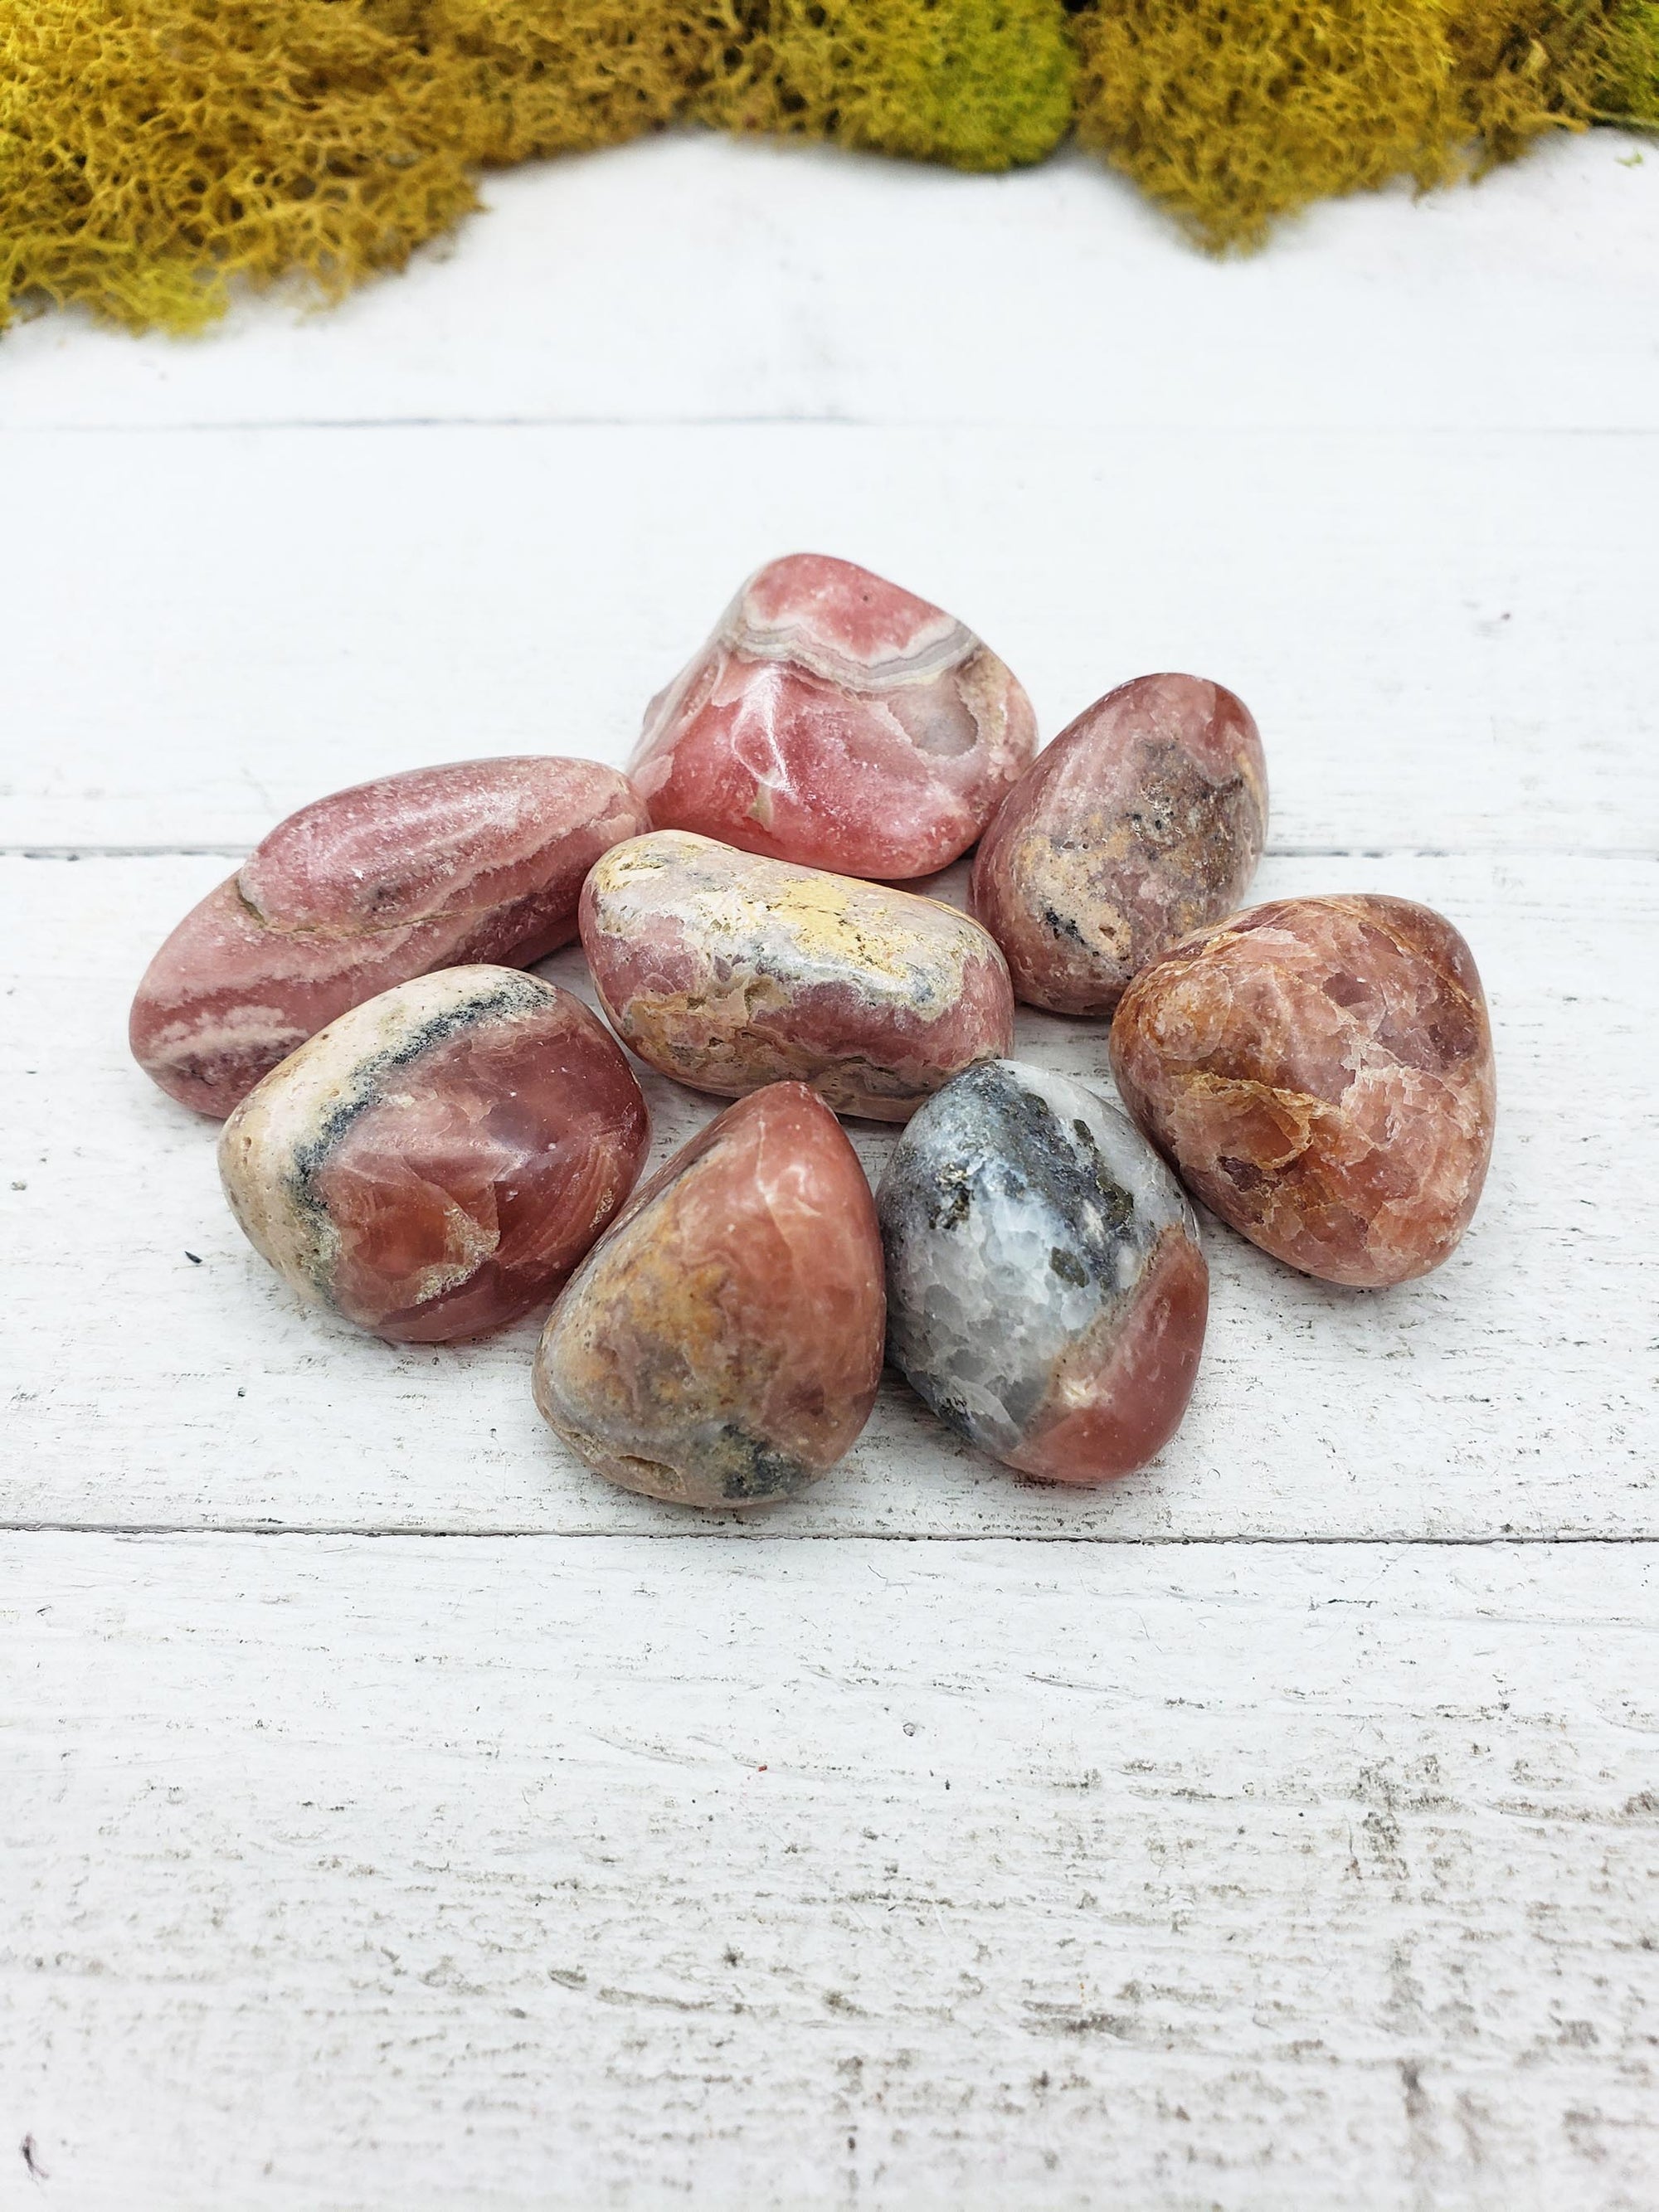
[533,1084,885,1509]
[1109,895,1496,1288]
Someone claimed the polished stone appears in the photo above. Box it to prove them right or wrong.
[219,967,649,1343]
[533,1083,885,1509]
[630,552,1037,878]
[132,756,647,1115]
[971,673,1267,1014]
[878,1061,1208,1483]
[581,829,1014,1121]
[1110,894,1496,1287]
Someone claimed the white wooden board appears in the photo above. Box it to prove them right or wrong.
[0,421,1653,855]
[4,1534,1657,2212]
[2,120,1657,2212]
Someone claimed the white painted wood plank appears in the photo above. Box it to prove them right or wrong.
[2,134,1656,435]
[0,422,1653,854]
[2,1533,1655,2210]
[4,847,1651,1540]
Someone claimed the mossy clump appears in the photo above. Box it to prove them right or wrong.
[1594,0,1659,126]
[696,0,1078,171]
[1070,0,1659,252]
[0,0,714,333]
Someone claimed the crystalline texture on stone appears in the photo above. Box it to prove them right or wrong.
[218,966,649,1343]
[630,552,1038,878]
[878,1060,1209,1483]
[581,829,1014,1121]
[1110,894,1496,1287]
[132,755,648,1116]
[533,1083,886,1510]
[971,673,1267,1015]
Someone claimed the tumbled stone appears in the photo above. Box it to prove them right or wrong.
[971,673,1267,1015]
[219,966,649,1343]
[581,830,1014,1121]
[1110,895,1496,1287]
[132,756,648,1116]
[630,552,1037,878]
[879,1060,1208,1483]
[533,1083,885,1509]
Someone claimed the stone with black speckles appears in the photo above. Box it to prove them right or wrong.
[581,829,1014,1121]
[971,673,1267,1015]
[131,756,648,1116]
[218,966,649,1343]
[878,1060,1208,1484]
[1109,893,1496,1287]
[533,1083,885,1510]
[630,552,1037,878]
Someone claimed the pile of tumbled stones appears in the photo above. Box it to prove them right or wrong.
[131,554,1497,1510]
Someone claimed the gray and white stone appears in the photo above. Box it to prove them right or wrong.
[877,1060,1209,1484]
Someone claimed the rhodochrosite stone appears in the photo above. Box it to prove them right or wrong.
[132,756,647,1116]
[972,673,1267,1015]
[879,1062,1208,1483]
[630,553,1038,878]
[218,967,648,1343]
[1110,895,1496,1287]
[533,1084,885,1509]
[581,830,1014,1121]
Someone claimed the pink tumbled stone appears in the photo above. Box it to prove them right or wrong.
[972,673,1267,1016]
[630,553,1038,878]
[534,1083,886,1508]
[581,831,1014,1121]
[132,756,648,1116]
[218,967,649,1344]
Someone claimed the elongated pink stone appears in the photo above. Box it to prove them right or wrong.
[1110,896,1496,1288]
[132,756,648,1116]
[219,967,649,1344]
[972,673,1267,1015]
[581,831,1014,1121]
[533,1084,885,1507]
[630,553,1037,878]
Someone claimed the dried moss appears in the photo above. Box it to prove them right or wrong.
[0,0,1652,333]
[0,0,714,332]
[1071,0,1659,252]
[694,0,1078,170]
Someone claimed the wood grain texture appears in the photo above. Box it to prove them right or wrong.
[0,423,1652,855]
[3,1534,1655,2212]
[2,847,1652,1541]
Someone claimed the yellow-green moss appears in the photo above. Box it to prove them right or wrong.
[1070,0,1657,252]
[695,0,1078,170]
[0,0,713,333]
[1,0,1653,333]
[1596,0,1659,125]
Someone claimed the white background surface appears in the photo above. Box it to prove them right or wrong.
[2,127,1657,2210]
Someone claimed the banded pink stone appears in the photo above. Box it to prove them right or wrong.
[630,553,1037,878]
[131,756,647,1116]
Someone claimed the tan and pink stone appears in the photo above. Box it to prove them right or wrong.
[878,1061,1208,1483]
[218,966,649,1344]
[1110,895,1496,1288]
[131,756,648,1116]
[581,830,1014,1121]
[533,1083,885,1509]
[971,673,1267,1016]
[629,553,1038,878]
